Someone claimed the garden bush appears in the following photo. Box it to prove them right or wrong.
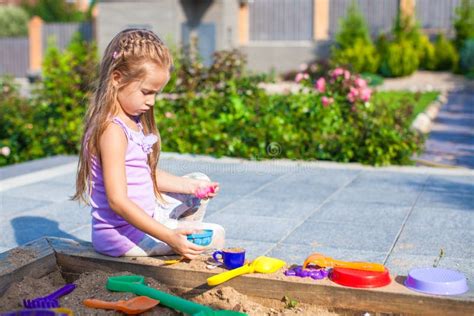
[416,34,437,70]
[31,34,97,156]
[156,67,424,166]
[453,0,474,50]
[0,77,42,166]
[0,5,29,37]
[433,34,459,71]
[460,39,474,75]
[331,3,379,73]
[379,40,419,77]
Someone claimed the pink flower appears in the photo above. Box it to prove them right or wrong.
[321,96,334,107]
[165,111,174,118]
[294,72,309,83]
[347,87,359,103]
[344,70,351,80]
[355,77,367,89]
[360,87,372,102]
[315,77,326,93]
[1,146,10,157]
[332,67,344,78]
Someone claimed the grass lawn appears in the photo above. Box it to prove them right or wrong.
[372,91,440,120]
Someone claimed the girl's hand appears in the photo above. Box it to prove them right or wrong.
[187,179,220,199]
[166,228,205,259]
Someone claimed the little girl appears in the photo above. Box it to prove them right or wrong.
[73,29,225,259]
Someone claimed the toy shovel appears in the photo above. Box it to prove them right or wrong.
[207,256,286,286]
[106,275,246,316]
[83,296,159,314]
[303,253,385,272]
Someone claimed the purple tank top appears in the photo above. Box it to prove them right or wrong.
[90,116,158,257]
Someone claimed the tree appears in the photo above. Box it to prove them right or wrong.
[21,0,84,22]
[334,1,372,50]
[0,6,29,37]
[453,0,474,50]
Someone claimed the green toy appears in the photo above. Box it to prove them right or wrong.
[106,275,246,316]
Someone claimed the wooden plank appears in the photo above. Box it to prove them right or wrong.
[0,238,57,296]
[49,238,474,315]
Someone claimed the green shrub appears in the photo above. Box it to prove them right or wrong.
[332,39,380,73]
[331,2,379,73]
[21,0,84,22]
[379,40,419,77]
[417,34,437,70]
[453,0,474,50]
[0,77,42,166]
[334,2,371,50]
[31,34,97,156]
[433,34,459,71]
[0,5,28,37]
[156,68,425,166]
[460,39,474,74]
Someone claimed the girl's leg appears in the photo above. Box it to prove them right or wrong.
[123,172,225,256]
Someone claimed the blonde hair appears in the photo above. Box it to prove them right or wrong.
[73,29,173,204]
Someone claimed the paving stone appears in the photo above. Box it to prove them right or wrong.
[206,213,300,243]
[346,171,428,192]
[218,196,319,220]
[415,190,474,210]
[223,239,275,259]
[307,200,411,226]
[4,181,76,203]
[282,220,400,253]
[328,187,420,206]
[406,206,474,230]
[1,195,52,218]
[0,155,77,179]
[424,175,474,194]
[392,225,473,259]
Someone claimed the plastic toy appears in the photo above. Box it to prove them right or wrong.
[84,296,159,314]
[207,256,286,286]
[106,275,246,315]
[284,265,329,280]
[187,229,213,246]
[0,308,73,316]
[330,267,391,288]
[195,185,216,199]
[23,284,76,308]
[405,267,468,295]
[303,253,385,272]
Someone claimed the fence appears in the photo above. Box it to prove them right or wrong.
[0,19,93,78]
[249,0,314,41]
[416,0,462,36]
[0,37,29,77]
[328,0,399,38]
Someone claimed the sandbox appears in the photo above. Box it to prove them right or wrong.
[0,237,472,315]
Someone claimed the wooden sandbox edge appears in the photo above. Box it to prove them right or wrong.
[46,237,474,315]
[0,238,57,296]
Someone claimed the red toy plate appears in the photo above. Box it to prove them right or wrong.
[330,267,391,288]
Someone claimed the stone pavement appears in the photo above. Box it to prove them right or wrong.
[1,154,473,296]
[417,89,474,168]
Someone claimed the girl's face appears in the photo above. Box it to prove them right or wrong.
[115,62,169,118]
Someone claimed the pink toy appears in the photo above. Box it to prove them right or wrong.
[195,185,216,199]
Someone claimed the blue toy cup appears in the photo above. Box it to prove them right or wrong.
[212,248,246,269]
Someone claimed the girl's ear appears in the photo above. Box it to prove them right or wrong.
[111,70,122,87]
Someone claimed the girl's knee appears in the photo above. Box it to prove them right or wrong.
[185,172,211,182]
[210,224,225,249]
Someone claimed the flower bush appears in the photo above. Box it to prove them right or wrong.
[157,66,426,166]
